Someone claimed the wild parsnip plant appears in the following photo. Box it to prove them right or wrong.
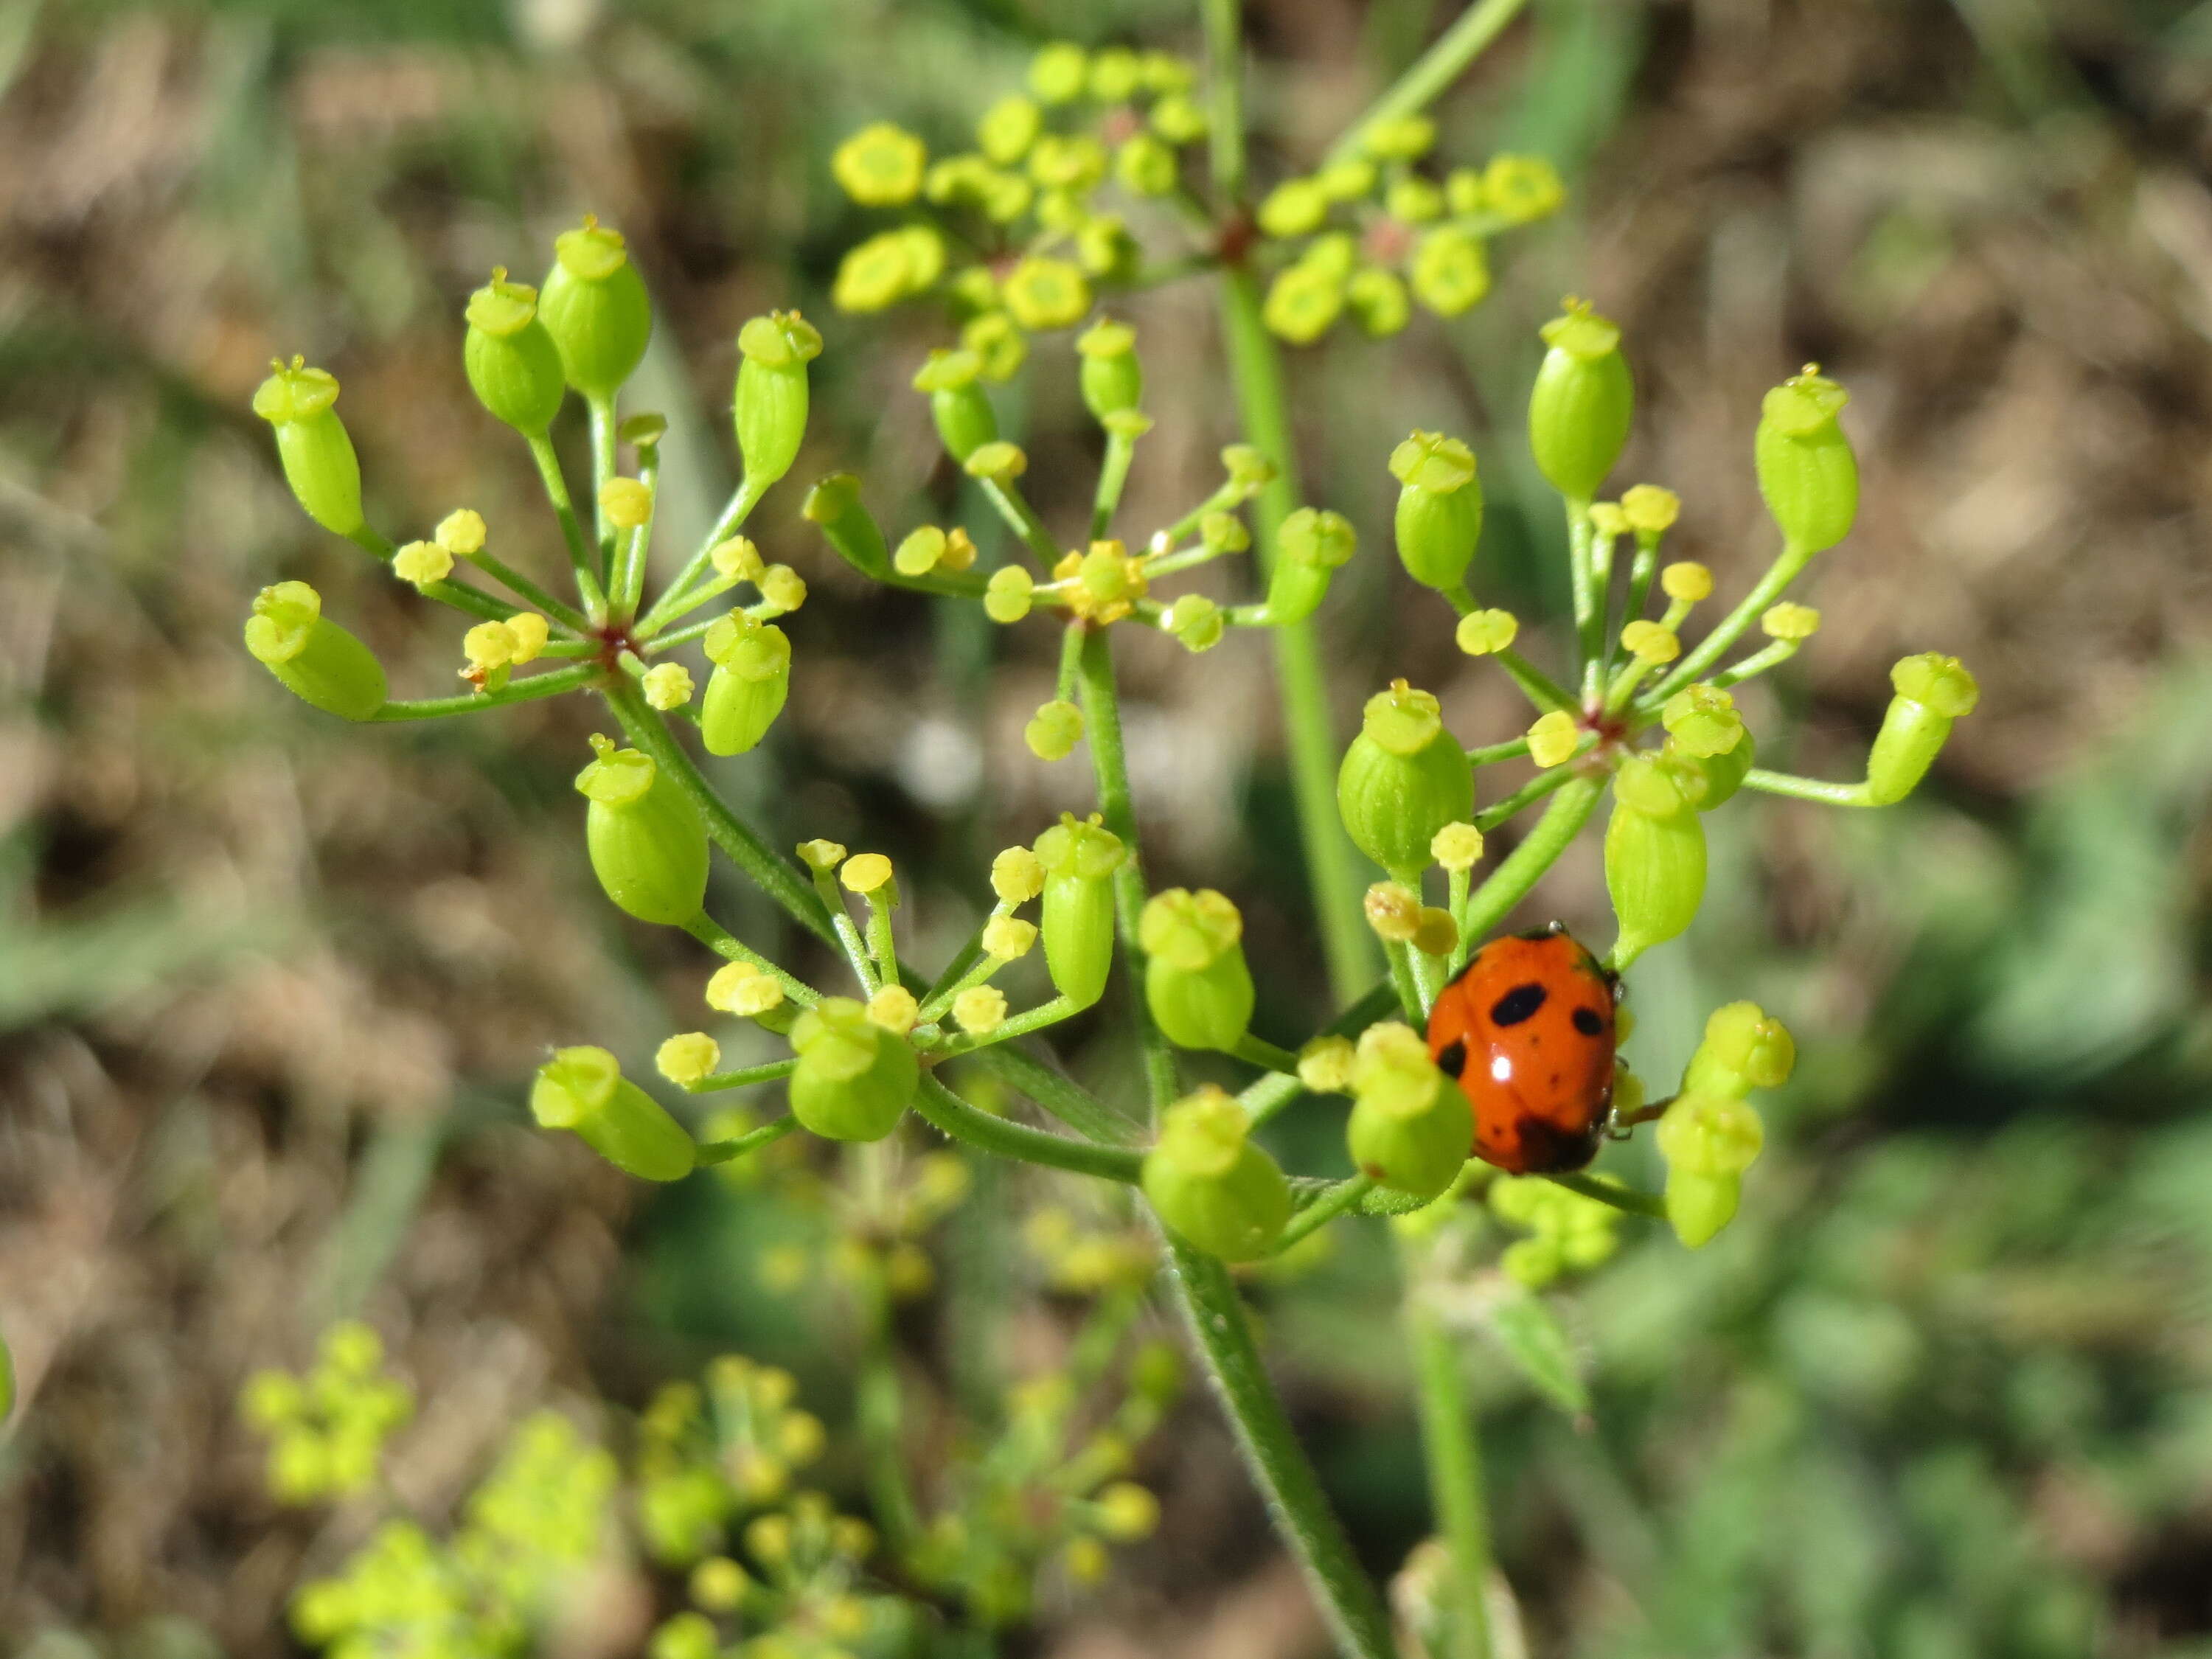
[240,11,1978,1658]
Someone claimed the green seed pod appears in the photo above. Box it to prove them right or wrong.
[801,473,892,580]
[1032,813,1127,1009]
[1388,431,1484,591]
[462,270,566,435]
[537,216,653,399]
[1077,318,1143,422]
[1662,1169,1742,1251]
[912,349,998,462]
[1528,302,1633,503]
[1664,728,1756,812]
[1140,888,1254,1051]
[1267,507,1357,625]
[1754,369,1857,553]
[733,310,822,496]
[1680,1001,1795,1099]
[1141,1086,1291,1262]
[531,1045,698,1181]
[1337,681,1475,874]
[699,614,792,757]
[787,996,919,1142]
[251,359,365,537]
[1866,653,1979,804]
[1604,754,1707,964]
[1347,1023,1472,1200]
[243,582,388,720]
[1654,1090,1764,1248]
[574,734,709,925]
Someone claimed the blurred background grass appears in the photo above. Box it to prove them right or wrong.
[4,0,2212,1653]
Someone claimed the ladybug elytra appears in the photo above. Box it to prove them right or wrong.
[1427,925,1618,1175]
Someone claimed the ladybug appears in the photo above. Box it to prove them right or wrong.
[1427,924,1618,1175]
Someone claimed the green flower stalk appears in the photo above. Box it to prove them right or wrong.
[0,1326,12,1423]
[1337,681,1475,874]
[1388,431,1483,592]
[462,269,567,436]
[1867,653,1980,804]
[1077,318,1144,422]
[1033,813,1126,1009]
[1139,889,1255,1052]
[1754,367,1857,553]
[574,734,709,925]
[243,582,387,721]
[787,997,920,1142]
[1266,507,1357,624]
[538,216,653,400]
[1347,1023,1471,1200]
[699,613,792,757]
[1604,753,1708,968]
[251,358,365,538]
[1528,301,1633,502]
[1653,1002,1793,1247]
[914,349,998,462]
[734,310,824,495]
[531,1046,698,1181]
[1141,1087,1292,1262]
[802,473,894,581]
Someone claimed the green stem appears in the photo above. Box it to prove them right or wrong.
[1323,0,1535,166]
[1454,775,1604,968]
[461,551,590,633]
[640,476,768,634]
[1465,736,1532,767]
[588,394,619,581]
[855,1265,922,1555]
[1707,639,1801,691]
[682,1060,799,1093]
[613,442,661,622]
[1404,1248,1493,1659]
[1472,762,1576,832]
[978,476,1064,567]
[1273,1174,1375,1254]
[525,433,608,620]
[1567,498,1602,702]
[1548,1172,1666,1217]
[681,914,821,1008]
[367,664,602,720]
[1740,768,1875,807]
[1644,540,1813,706]
[1202,0,1248,199]
[1239,981,1394,1127]
[807,864,880,994]
[1092,428,1138,542]
[695,1115,799,1164]
[913,1074,1144,1182]
[1495,647,1578,715]
[932,994,1079,1056]
[1232,1032,1302,1074]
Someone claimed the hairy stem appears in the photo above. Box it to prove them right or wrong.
[1404,1248,1494,1659]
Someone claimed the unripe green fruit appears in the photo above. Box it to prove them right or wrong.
[574,737,709,925]
[1141,1088,1291,1261]
[251,361,365,537]
[1604,755,1707,963]
[1666,728,1756,811]
[538,218,653,399]
[1754,369,1857,552]
[1033,813,1126,1009]
[801,473,892,580]
[699,616,792,756]
[532,1046,698,1181]
[463,272,567,434]
[1266,507,1356,624]
[1347,1023,1470,1199]
[1528,305,1633,502]
[1664,1169,1741,1249]
[243,582,388,720]
[1866,653,1978,804]
[1681,1001,1795,1098]
[1388,431,1482,591]
[1077,319,1144,421]
[787,997,919,1141]
[1337,682,1474,874]
[734,311,822,494]
[1140,888,1254,1051]
[913,349,998,462]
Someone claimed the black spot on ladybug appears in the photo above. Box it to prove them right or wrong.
[1489,983,1548,1025]
[1517,1116,1604,1173]
[1436,1039,1467,1079]
[1572,1006,1605,1037]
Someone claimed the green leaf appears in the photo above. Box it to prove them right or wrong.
[1484,1286,1590,1417]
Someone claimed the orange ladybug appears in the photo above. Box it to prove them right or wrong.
[1427,925,1618,1175]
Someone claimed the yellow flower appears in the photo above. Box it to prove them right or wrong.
[392,539,453,588]
[656,1032,720,1086]
[1661,562,1713,602]
[832,122,927,206]
[1621,621,1680,663]
[1528,709,1581,768]
[434,508,487,555]
[1001,257,1091,331]
[641,662,693,709]
[953,986,1008,1033]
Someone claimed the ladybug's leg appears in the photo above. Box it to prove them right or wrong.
[1604,1095,1673,1138]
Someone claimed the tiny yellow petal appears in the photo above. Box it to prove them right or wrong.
[841,852,894,894]
[504,612,549,664]
[1430,822,1485,872]
[991,846,1046,904]
[434,508,487,555]
[462,621,517,670]
[1587,502,1630,538]
[1363,882,1422,943]
[866,986,919,1034]
[657,1032,720,1086]
[642,662,694,709]
[797,839,848,872]
[759,566,807,612]
[600,477,653,529]
[1296,1035,1357,1093]
[1454,608,1519,657]
[952,985,1008,1033]
[392,539,453,588]
[1528,709,1580,768]
[1761,602,1822,641]
[711,536,765,582]
[706,960,786,1017]
[981,914,1037,959]
[1620,484,1680,534]
[1660,562,1712,603]
[1620,621,1680,664]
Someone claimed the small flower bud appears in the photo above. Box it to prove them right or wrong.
[251,358,364,536]
[1258,178,1329,238]
[1032,813,1127,1008]
[1266,507,1356,624]
[463,620,518,672]
[982,915,1037,959]
[830,857,890,902]
[1660,562,1711,603]
[1026,699,1086,761]
[802,473,892,580]
[894,526,949,577]
[1410,227,1490,316]
[1002,257,1091,331]
[706,960,786,1018]
[834,228,936,313]
[1262,262,1345,344]
[1166,594,1225,653]
[964,441,1029,484]
[1116,131,1179,195]
[1347,1023,1472,1199]
[1588,502,1630,540]
[700,615,792,756]
[435,508,487,555]
[1297,1035,1357,1093]
[1663,1170,1742,1250]
[759,565,807,612]
[1413,907,1459,959]
[1363,114,1436,161]
[1363,882,1422,943]
[866,986,919,1035]
[1031,132,1107,192]
[657,1032,720,1087]
[1761,602,1821,641]
[1605,754,1708,963]
[1621,484,1680,534]
[1152,92,1207,143]
[952,986,1009,1033]
[1387,175,1444,224]
[392,538,453,588]
[1621,621,1680,664]
[532,1045,697,1181]
[992,846,1046,905]
[1202,512,1252,554]
[1140,888,1254,1051]
[1527,710,1580,768]
[1486,153,1565,222]
[1528,300,1634,502]
[984,566,1034,624]
[734,310,824,495]
[709,536,765,582]
[1077,317,1144,421]
[1866,653,1979,804]
[1432,822,1485,872]
[243,582,387,720]
[1141,1086,1292,1262]
[1756,367,1857,552]
[538,217,653,399]
[601,476,652,529]
[1098,1482,1160,1541]
[1222,444,1279,496]
[787,997,919,1141]
[1348,266,1412,337]
[1388,431,1484,591]
[1664,728,1756,812]
[797,839,847,872]
[512,613,553,664]
[1661,684,1744,759]
[978,94,1043,163]
[463,269,567,434]
[962,310,1027,380]
[1455,609,1519,656]
[574,734,709,925]
[641,662,693,711]
[832,122,926,206]
[1338,681,1475,874]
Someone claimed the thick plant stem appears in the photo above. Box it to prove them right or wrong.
[1644,540,1814,706]
[1166,1239,1399,1659]
[1403,1250,1494,1659]
[1323,0,1535,167]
